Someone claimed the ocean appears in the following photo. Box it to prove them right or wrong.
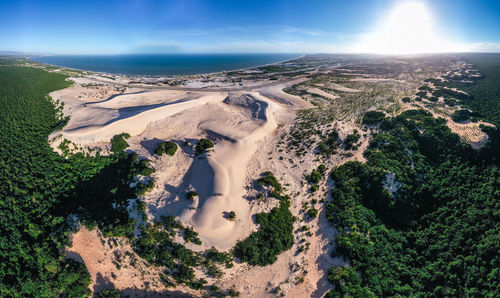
[31,54,300,76]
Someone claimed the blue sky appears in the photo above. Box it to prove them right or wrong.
[1,0,499,54]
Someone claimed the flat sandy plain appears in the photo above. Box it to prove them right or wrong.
[46,55,493,297]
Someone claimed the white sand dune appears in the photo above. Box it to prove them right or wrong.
[180,92,280,250]
[55,84,283,250]
[258,79,313,108]
[53,79,292,251]
[87,89,187,109]
[62,92,227,144]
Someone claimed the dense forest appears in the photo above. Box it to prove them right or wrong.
[234,172,294,266]
[449,53,500,126]
[0,62,154,296]
[326,108,499,296]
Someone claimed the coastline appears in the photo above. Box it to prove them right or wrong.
[29,54,305,78]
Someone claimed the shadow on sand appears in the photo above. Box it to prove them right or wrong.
[142,138,218,221]
[93,272,192,297]
[310,178,347,298]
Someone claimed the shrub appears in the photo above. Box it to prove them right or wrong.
[418,85,432,91]
[233,199,293,266]
[183,227,202,245]
[452,109,471,123]
[229,288,240,297]
[138,159,156,176]
[205,247,232,264]
[362,111,385,125]
[187,191,198,200]
[195,138,214,155]
[344,131,361,150]
[444,98,458,106]
[228,211,236,220]
[317,131,339,155]
[154,141,178,156]
[402,97,411,103]
[111,133,130,153]
[306,169,322,184]
[234,175,293,266]
[415,91,428,98]
[257,172,282,193]
[307,208,319,218]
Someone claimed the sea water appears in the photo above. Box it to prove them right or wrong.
[31,54,299,76]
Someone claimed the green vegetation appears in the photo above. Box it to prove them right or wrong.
[228,211,236,220]
[195,138,214,155]
[326,265,370,297]
[362,111,385,125]
[307,208,319,218]
[234,172,294,266]
[305,169,322,184]
[444,98,458,106]
[133,216,204,286]
[229,288,241,297]
[183,227,202,245]
[317,130,339,156]
[203,248,233,278]
[259,65,293,73]
[424,78,443,85]
[110,132,130,153]
[154,141,178,156]
[286,74,400,125]
[448,53,500,126]
[325,109,499,296]
[256,171,283,193]
[451,109,472,122]
[418,85,432,92]
[72,151,155,237]
[415,91,428,98]
[0,63,155,296]
[305,166,326,194]
[344,130,361,150]
[187,191,198,200]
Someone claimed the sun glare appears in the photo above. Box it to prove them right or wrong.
[361,1,461,54]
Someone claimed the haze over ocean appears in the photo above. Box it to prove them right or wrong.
[31,54,300,76]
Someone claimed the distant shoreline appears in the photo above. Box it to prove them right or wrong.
[29,54,305,78]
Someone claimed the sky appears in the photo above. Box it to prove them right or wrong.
[1,0,499,54]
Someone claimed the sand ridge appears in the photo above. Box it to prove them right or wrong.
[61,92,227,144]
[180,92,280,250]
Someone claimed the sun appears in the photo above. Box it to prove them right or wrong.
[360,1,461,55]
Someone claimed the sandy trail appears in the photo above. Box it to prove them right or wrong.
[314,82,360,93]
[306,87,339,100]
[62,93,227,144]
[180,92,280,250]
[259,79,313,108]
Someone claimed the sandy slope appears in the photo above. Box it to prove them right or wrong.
[87,89,187,109]
[259,79,313,108]
[62,92,227,144]
[179,93,280,250]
